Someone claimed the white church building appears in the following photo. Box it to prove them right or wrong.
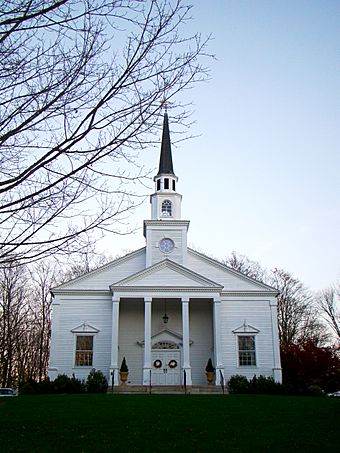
[49,113,282,387]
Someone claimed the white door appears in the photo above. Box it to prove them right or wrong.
[151,350,181,385]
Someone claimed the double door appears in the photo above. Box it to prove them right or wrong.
[151,350,181,385]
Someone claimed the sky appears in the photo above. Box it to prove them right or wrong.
[100,0,339,291]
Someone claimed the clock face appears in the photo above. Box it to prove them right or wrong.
[159,238,174,253]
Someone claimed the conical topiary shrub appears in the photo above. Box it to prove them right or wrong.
[205,358,215,373]
[205,358,215,385]
[120,357,128,372]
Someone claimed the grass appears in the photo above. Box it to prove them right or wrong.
[0,394,338,452]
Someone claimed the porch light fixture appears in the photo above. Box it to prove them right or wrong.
[162,299,169,324]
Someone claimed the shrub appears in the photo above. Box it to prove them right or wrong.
[53,374,85,394]
[69,374,86,394]
[228,374,290,395]
[19,378,53,395]
[86,369,108,393]
[120,357,128,373]
[20,382,36,395]
[228,375,249,394]
[249,375,284,395]
[35,378,54,394]
[307,385,324,397]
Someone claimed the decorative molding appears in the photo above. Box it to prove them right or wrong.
[232,321,260,334]
[112,286,221,293]
[52,290,111,296]
[144,219,190,227]
[71,322,100,333]
[221,291,277,297]
[137,328,193,347]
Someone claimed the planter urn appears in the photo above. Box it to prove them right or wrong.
[206,371,215,385]
[119,371,128,385]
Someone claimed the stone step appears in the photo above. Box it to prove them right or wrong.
[107,385,227,395]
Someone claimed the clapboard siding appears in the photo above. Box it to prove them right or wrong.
[51,295,112,381]
[220,299,276,381]
[118,299,144,385]
[189,299,213,385]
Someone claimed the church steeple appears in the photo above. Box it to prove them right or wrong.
[144,111,189,267]
[150,112,182,220]
[157,112,174,175]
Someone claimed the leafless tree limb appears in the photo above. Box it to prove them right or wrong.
[0,0,211,266]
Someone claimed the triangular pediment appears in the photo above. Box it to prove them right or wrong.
[232,321,260,334]
[137,328,193,347]
[111,259,223,290]
[71,322,100,333]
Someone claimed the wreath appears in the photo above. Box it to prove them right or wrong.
[168,359,177,369]
[153,359,162,368]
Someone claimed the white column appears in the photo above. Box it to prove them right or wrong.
[213,296,224,385]
[143,297,152,385]
[270,298,282,383]
[182,297,192,385]
[48,298,60,380]
[109,295,120,386]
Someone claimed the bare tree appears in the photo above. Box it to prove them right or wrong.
[29,261,59,381]
[223,251,268,283]
[270,268,326,346]
[317,283,340,342]
[0,262,31,386]
[224,252,328,346]
[0,0,210,267]
[56,245,114,283]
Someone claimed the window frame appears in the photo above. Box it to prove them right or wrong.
[237,334,257,367]
[161,199,172,216]
[74,334,94,368]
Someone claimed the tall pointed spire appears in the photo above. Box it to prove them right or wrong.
[157,112,174,175]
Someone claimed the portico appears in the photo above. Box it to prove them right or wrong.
[109,289,224,387]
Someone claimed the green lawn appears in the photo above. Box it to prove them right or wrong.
[0,394,338,452]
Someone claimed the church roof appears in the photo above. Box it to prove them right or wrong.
[157,112,174,175]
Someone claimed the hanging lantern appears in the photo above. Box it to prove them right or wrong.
[162,299,169,324]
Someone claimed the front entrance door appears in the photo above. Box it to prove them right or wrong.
[151,350,181,385]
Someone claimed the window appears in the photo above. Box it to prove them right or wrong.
[161,200,172,216]
[172,180,176,191]
[157,179,161,191]
[238,336,256,366]
[164,178,169,189]
[75,335,93,366]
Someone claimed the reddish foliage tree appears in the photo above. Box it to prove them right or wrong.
[281,340,340,393]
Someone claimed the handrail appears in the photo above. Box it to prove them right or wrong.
[183,369,187,395]
[219,369,225,395]
[149,369,152,395]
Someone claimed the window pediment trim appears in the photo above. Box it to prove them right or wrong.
[71,322,99,333]
[232,320,260,334]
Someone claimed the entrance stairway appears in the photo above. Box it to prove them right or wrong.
[107,385,226,395]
